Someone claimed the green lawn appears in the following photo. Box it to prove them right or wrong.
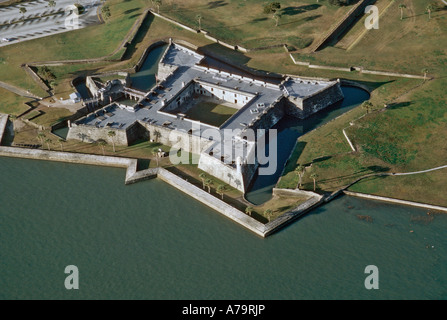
[0,88,32,116]
[186,101,237,127]
[160,0,353,50]
[30,107,73,128]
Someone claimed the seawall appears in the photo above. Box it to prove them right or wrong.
[343,191,447,213]
[0,115,326,238]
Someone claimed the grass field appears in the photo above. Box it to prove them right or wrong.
[0,88,32,116]
[160,0,353,50]
[186,101,237,127]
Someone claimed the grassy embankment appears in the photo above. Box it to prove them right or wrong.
[277,0,447,207]
[160,0,355,51]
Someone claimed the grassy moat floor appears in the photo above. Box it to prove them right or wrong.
[1,0,446,211]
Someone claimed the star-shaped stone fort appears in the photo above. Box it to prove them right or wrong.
[67,41,344,192]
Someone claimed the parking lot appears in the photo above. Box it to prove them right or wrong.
[0,0,101,47]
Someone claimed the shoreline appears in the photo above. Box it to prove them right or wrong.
[2,113,447,237]
[0,113,323,238]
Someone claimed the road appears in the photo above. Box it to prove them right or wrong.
[0,0,101,47]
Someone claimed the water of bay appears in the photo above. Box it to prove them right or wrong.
[1,157,446,300]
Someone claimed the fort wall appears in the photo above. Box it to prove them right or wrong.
[286,82,344,119]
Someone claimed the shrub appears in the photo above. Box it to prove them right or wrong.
[328,0,350,6]
[74,3,85,14]
[263,2,281,14]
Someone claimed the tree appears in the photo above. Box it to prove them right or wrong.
[45,138,52,151]
[234,179,242,190]
[398,4,406,20]
[47,0,56,7]
[98,139,107,155]
[152,147,160,166]
[263,2,281,14]
[37,132,46,145]
[426,4,436,20]
[310,172,318,191]
[295,164,305,189]
[422,68,429,81]
[58,138,65,152]
[216,185,225,200]
[19,7,27,18]
[77,132,88,142]
[362,101,373,114]
[329,0,349,6]
[108,131,116,152]
[153,130,161,143]
[154,0,162,14]
[245,206,253,216]
[101,5,111,20]
[204,179,213,193]
[272,12,281,27]
[264,209,273,222]
[196,14,203,30]
[199,173,207,189]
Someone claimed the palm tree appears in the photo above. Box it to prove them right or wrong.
[310,172,318,191]
[152,147,160,166]
[37,132,46,145]
[272,12,281,27]
[154,0,162,14]
[58,138,65,152]
[362,101,373,114]
[398,4,406,20]
[216,184,225,200]
[264,209,273,222]
[245,206,253,216]
[19,7,27,18]
[77,132,88,142]
[101,5,111,20]
[204,179,213,193]
[196,14,203,30]
[153,130,161,143]
[45,138,52,151]
[234,179,242,190]
[422,68,429,81]
[199,173,207,189]
[426,4,435,20]
[98,139,107,155]
[295,164,305,189]
[108,131,116,152]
